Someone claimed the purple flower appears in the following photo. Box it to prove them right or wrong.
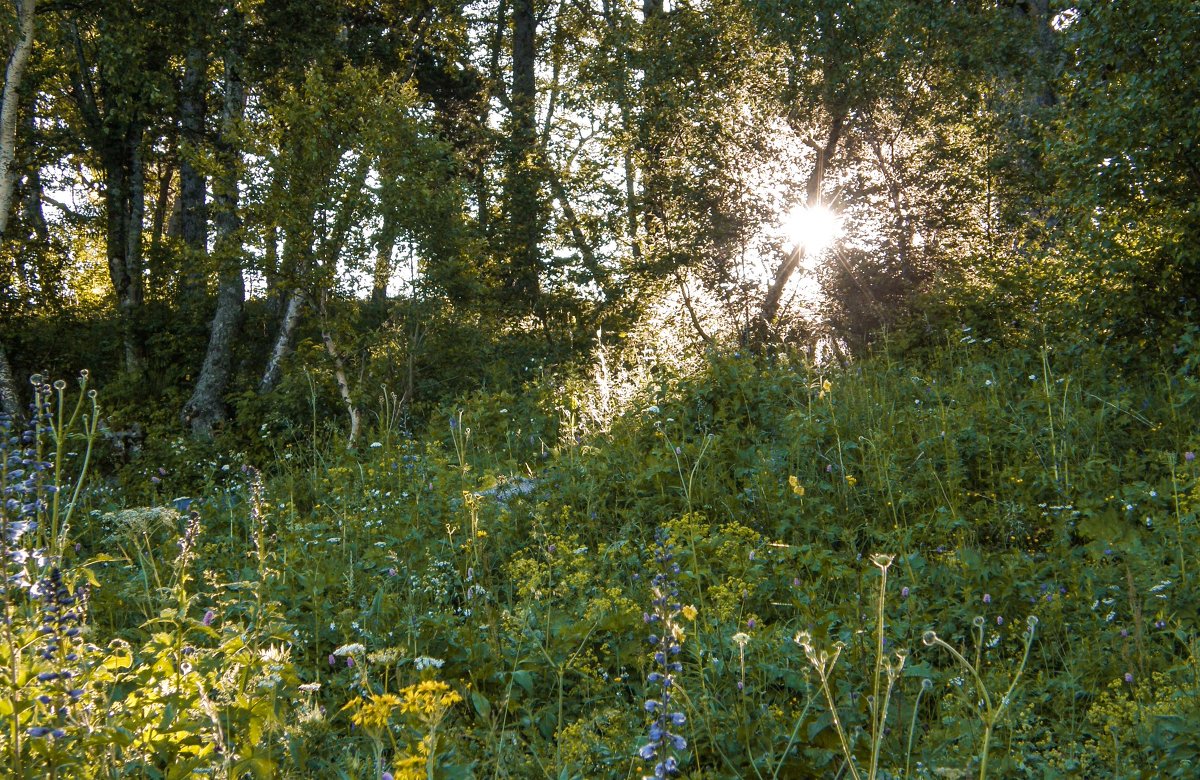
[901,586,910,599]
[346,657,354,668]
[202,609,215,626]
[383,773,394,780]
[996,615,1004,625]
[982,593,991,604]
[746,618,756,629]
[328,654,336,666]
[1186,451,1195,462]
[1124,672,1134,683]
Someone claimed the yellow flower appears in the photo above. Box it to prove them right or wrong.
[845,475,857,487]
[398,679,462,725]
[681,604,698,621]
[819,379,832,398]
[341,693,402,735]
[391,741,429,780]
[788,475,804,496]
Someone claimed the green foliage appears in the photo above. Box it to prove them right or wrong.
[6,331,1200,777]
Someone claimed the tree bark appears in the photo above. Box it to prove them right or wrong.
[318,299,360,450]
[501,0,542,310]
[182,6,245,438]
[371,220,395,306]
[68,19,149,373]
[101,128,147,373]
[0,0,36,238]
[0,341,20,420]
[22,126,49,244]
[177,42,208,307]
[259,290,304,394]
[750,112,846,350]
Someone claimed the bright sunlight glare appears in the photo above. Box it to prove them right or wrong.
[783,204,842,258]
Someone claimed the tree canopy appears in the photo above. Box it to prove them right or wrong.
[1,0,1196,436]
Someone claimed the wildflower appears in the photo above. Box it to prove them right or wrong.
[819,379,832,398]
[901,586,910,599]
[342,693,402,735]
[983,593,991,605]
[1124,672,1134,684]
[640,529,688,778]
[333,643,365,657]
[202,609,215,626]
[788,475,804,496]
[1186,451,1195,462]
[845,475,857,487]
[870,553,894,570]
[397,679,461,724]
[732,632,750,648]
[413,656,445,671]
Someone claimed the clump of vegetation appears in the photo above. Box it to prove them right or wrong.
[2,331,1198,777]
[3,0,1198,776]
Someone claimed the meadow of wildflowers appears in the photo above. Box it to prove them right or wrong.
[2,338,1199,778]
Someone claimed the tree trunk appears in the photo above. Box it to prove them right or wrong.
[636,0,667,245]
[0,0,36,238]
[0,341,20,420]
[150,151,175,252]
[750,112,846,351]
[182,8,245,438]
[259,291,304,394]
[371,225,395,306]
[318,299,360,450]
[22,152,49,244]
[99,125,148,373]
[67,18,148,373]
[177,42,208,307]
[501,0,542,311]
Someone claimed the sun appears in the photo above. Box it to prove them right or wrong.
[782,204,842,258]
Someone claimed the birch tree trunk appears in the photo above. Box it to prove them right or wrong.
[318,299,360,450]
[0,0,36,237]
[259,291,304,394]
[0,1,37,419]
